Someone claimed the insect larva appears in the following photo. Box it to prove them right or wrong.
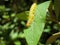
[26,2,37,27]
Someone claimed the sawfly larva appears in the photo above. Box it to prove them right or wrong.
[26,2,37,27]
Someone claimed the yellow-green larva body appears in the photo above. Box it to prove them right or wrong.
[26,2,37,27]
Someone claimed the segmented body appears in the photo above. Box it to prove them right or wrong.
[26,2,37,27]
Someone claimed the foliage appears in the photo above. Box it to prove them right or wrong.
[0,0,60,45]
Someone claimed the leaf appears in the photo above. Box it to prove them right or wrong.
[46,32,60,45]
[0,5,5,11]
[2,15,9,19]
[14,41,21,45]
[3,23,10,30]
[16,11,29,20]
[18,32,25,38]
[54,0,60,21]
[0,41,5,45]
[24,1,50,45]
[11,13,15,17]
[10,30,18,40]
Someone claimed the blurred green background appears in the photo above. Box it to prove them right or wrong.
[0,0,60,45]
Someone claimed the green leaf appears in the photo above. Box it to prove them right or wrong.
[16,11,29,20]
[10,30,18,40]
[3,23,10,30]
[14,41,21,45]
[0,40,5,45]
[0,5,5,11]
[9,24,15,29]
[44,26,51,33]
[24,1,50,45]
[11,13,15,17]
[2,15,9,19]
[18,32,25,38]
[54,0,60,21]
